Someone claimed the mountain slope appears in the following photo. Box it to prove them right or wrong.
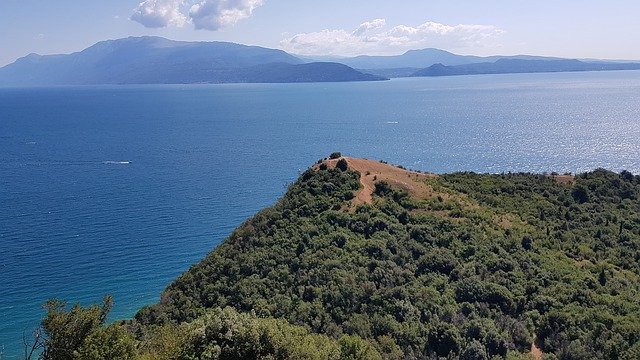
[134,156,640,359]
[413,58,640,77]
[333,48,488,69]
[0,37,386,85]
[320,49,640,78]
[321,48,566,73]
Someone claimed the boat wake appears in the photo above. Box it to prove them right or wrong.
[103,161,132,165]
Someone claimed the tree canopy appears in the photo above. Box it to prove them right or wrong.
[32,161,640,359]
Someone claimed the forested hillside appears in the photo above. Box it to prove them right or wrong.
[33,156,640,359]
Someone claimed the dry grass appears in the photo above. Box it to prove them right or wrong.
[531,340,543,360]
[320,157,437,209]
[551,174,576,185]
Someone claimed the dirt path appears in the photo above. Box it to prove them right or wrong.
[323,157,437,208]
[531,339,543,360]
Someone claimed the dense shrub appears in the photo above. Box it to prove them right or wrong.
[336,158,349,171]
[123,166,640,359]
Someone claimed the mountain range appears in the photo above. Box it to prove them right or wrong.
[1,36,639,86]
[319,49,567,77]
[412,58,640,77]
[0,37,385,86]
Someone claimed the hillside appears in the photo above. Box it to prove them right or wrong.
[126,156,640,359]
[33,156,640,359]
[412,59,640,77]
[0,37,386,85]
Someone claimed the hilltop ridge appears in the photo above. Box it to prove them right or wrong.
[122,155,640,359]
[320,157,437,208]
[22,156,640,359]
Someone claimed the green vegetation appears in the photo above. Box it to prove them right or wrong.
[31,162,640,359]
[32,301,377,360]
[28,296,136,360]
[336,158,349,172]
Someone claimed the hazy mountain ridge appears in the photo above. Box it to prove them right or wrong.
[3,36,639,85]
[312,49,640,78]
[412,58,640,77]
[0,37,385,85]
[310,48,567,72]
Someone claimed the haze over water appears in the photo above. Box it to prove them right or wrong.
[1,71,640,357]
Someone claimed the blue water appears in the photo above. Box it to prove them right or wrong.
[1,71,640,357]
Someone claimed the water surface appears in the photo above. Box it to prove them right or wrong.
[1,71,640,357]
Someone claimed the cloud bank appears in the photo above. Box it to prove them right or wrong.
[131,0,187,28]
[280,19,504,56]
[131,0,263,30]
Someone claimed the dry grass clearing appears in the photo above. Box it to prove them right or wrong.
[321,157,437,208]
[551,174,575,185]
[531,340,543,360]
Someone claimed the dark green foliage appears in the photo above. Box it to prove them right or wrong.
[571,184,590,204]
[427,323,461,357]
[336,158,349,171]
[133,166,640,359]
[40,296,135,360]
[329,152,342,160]
[521,235,533,250]
[74,325,136,360]
[460,340,488,360]
[184,307,380,360]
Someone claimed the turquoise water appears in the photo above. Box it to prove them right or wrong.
[1,71,640,357]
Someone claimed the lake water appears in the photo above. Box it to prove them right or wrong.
[1,71,640,357]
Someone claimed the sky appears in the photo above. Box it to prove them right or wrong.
[1,0,640,66]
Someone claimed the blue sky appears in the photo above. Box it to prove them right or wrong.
[1,0,639,66]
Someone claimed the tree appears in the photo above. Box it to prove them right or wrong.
[460,340,488,360]
[74,324,136,360]
[22,327,45,360]
[427,323,461,357]
[598,268,607,287]
[329,152,342,160]
[571,185,589,204]
[40,296,134,360]
[338,335,382,360]
[336,158,349,171]
[521,236,533,250]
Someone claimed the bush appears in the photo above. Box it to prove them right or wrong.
[39,296,135,360]
[427,323,461,357]
[329,152,342,159]
[187,307,349,359]
[460,340,488,360]
[336,158,349,171]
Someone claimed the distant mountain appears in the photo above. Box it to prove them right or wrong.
[319,49,640,78]
[0,37,386,86]
[316,48,567,75]
[412,58,640,77]
[332,48,486,69]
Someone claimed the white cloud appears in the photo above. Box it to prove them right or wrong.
[352,18,386,36]
[190,0,263,30]
[281,20,504,57]
[131,0,187,28]
[131,0,263,30]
